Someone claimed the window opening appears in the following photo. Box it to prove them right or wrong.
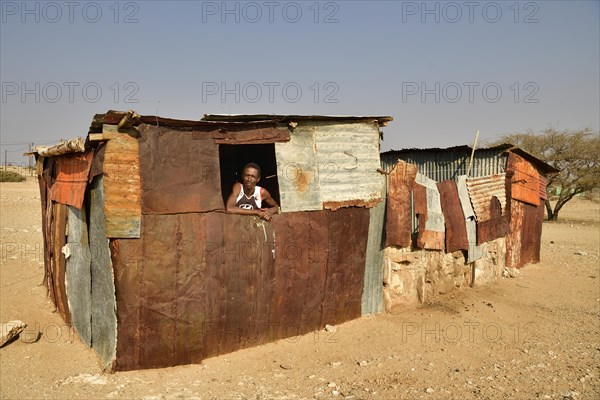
[219,143,280,207]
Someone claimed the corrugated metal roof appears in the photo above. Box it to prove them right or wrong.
[382,146,506,182]
[381,143,558,177]
[465,174,506,222]
[203,114,393,126]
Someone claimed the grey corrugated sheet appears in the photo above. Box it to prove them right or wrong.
[314,121,383,205]
[457,175,483,262]
[415,173,445,232]
[381,147,507,182]
[275,126,322,212]
[275,121,383,211]
[66,205,92,348]
[362,175,386,316]
[89,175,118,371]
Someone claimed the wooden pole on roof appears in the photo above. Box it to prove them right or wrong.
[467,130,480,177]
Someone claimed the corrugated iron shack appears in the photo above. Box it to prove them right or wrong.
[379,145,558,310]
[33,110,392,371]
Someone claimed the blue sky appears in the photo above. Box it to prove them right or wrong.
[1,0,598,164]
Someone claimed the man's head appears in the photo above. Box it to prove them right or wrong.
[241,162,261,192]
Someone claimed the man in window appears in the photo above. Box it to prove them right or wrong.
[226,162,279,221]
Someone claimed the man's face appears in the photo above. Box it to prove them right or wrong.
[242,167,260,192]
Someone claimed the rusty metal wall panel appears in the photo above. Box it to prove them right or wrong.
[437,180,468,253]
[539,175,547,201]
[414,180,444,250]
[476,196,505,244]
[466,174,506,222]
[274,126,322,212]
[314,121,383,206]
[49,151,93,208]
[320,208,369,325]
[52,203,70,325]
[103,132,141,238]
[520,202,544,265]
[362,175,386,316]
[475,173,511,244]
[457,175,483,262]
[89,175,117,371]
[272,211,329,339]
[65,206,92,348]
[506,198,524,268]
[211,126,290,144]
[112,209,369,371]
[385,160,418,247]
[39,158,56,307]
[138,124,223,214]
[508,152,540,206]
[111,238,143,371]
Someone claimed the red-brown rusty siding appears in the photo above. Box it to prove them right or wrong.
[437,180,468,253]
[506,155,544,268]
[508,152,540,206]
[520,201,544,265]
[385,160,418,247]
[49,151,93,209]
[413,183,444,250]
[539,175,547,201]
[506,198,523,268]
[51,202,70,324]
[138,124,224,214]
[111,209,369,371]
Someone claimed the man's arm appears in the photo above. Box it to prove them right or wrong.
[260,188,279,220]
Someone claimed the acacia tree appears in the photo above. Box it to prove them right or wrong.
[493,128,600,220]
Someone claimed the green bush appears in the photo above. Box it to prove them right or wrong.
[0,171,26,182]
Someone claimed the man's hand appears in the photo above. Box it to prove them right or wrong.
[258,206,278,221]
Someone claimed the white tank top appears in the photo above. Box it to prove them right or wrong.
[235,183,262,209]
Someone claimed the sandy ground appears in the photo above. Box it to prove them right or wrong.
[1,176,599,400]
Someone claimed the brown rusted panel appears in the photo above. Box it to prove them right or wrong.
[520,201,544,266]
[476,196,507,244]
[414,183,444,250]
[52,203,70,325]
[112,209,369,371]
[437,180,468,253]
[320,208,369,326]
[103,133,141,238]
[112,238,143,371]
[539,175,547,201]
[271,211,330,339]
[508,152,540,206]
[506,198,524,268]
[39,159,56,307]
[211,126,290,144]
[49,151,93,209]
[385,160,418,247]
[201,212,227,359]
[323,198,382,211]
[89,142,106,181]
[138,124,223,214]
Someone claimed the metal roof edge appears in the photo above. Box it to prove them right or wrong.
[202,114,393,125]
[381,143,559,174]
